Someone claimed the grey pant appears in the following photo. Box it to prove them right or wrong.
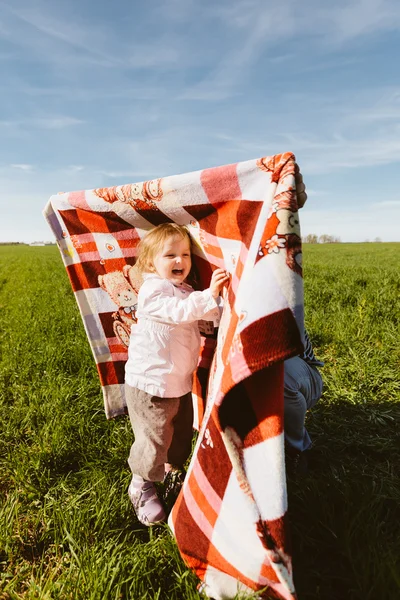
[284,356,323,452]
[125,384,194,481]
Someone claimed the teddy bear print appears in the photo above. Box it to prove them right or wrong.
[285,234,302,277]
[122,264,143,294]
[274,209,302,276]
[142,179,163,203]
[98,270,139,347]
[275,208,301,238]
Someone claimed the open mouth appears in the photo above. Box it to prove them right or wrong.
[172,269,184,276]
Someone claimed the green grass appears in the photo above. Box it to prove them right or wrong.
[0,243,399,600]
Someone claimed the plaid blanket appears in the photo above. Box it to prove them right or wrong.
[43,152,307,599]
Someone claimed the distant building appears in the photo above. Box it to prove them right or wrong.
[30,241,45,246]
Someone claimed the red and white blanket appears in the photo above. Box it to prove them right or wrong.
[44,152,307,600]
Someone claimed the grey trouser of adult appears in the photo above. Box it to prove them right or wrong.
[284,356,323,453]
[125,384,194,482]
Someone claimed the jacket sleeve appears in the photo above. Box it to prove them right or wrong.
[201,296,224,326]
[138,279,220,324]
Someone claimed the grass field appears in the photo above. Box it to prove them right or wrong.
[0,243,399,600]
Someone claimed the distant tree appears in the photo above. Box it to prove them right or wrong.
[319,234,332,244]
[318,234,341,244]
[303,234,318,244]
[0,242,27,246]
[374,237,382,243]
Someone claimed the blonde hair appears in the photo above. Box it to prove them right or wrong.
[135,223,193,274]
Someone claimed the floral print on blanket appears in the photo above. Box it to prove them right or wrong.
[257,154,303,277]
[94,178,163,212]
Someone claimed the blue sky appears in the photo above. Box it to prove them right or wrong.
[1,0,400,242]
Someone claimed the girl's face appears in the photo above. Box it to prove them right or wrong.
[152,234,192,285]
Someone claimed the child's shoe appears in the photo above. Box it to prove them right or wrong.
[163,466,186,514]
[128,475,166,526]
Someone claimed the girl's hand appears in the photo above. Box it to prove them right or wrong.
[210,268,230,298]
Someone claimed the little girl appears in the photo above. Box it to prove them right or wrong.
[125,223,228,526]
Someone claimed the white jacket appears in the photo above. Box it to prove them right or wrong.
[125,274,221,398]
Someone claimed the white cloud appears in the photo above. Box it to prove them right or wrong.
[0,116,84,131]
[328,0,400,41]
[303,189,329,198]
[181,0,400,102]
[268,52,296,64]
[208,85,400,174]
[98,170,156,179]
[1,81,168,101]
[31,116,84,129]
[0,1,199,74]
[190,125,400,176]
[351,89,400,122]
[2,2,120,67]
[10,163,34,171]
[181,3,296,101]
[372,199,400,208]
[127,43,180,68]
[296,130,400,173]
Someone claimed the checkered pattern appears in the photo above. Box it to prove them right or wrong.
[44,152,307,599]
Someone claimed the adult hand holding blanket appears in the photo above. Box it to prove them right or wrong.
[43,152,307,600]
